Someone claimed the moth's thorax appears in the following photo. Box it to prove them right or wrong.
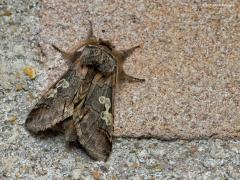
[80,45,117,76]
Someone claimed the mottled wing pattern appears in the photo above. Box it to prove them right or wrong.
[25,60,87,133]
[68,45,116,161]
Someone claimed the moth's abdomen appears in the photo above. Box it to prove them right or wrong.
[80,45,117,76]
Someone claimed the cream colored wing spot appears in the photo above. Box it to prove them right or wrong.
[47,79,70,98]
[56,79,70,89]
[99,96,106,104]
[47,89,58,98]
[98,96,113,126]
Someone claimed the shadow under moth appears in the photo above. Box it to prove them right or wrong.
[25,22,144,161]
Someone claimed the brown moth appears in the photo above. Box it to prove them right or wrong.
[25,22,144,161]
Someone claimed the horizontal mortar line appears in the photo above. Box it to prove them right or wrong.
[113,133,240,142]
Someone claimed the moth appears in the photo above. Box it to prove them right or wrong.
[25,22,144,161]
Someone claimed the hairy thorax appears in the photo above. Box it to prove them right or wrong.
[80,45,117,76]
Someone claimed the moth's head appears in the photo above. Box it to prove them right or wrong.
[99,38,115,51]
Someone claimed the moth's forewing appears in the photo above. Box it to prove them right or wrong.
[75,74,114,161]
[25,61,85,133]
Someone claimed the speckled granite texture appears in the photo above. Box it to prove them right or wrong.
[1,0,240,179]
[39,0,240,139]
[2,137,240,179]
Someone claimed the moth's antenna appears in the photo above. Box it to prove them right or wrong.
[87,20,96,40]
[119,45,141,59]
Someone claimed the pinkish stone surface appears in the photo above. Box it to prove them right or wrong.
[40,0,240,139]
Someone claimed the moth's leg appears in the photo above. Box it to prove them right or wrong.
[119,45,140,59]
[52,21,98,61]
[52,45,73,59]
[67,21,97,53]
[117,45,145,83]
[119,71,145,82]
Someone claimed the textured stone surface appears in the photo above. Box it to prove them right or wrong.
[39,0,240,138]
[1,135,240,179]
[1,0,240,179]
